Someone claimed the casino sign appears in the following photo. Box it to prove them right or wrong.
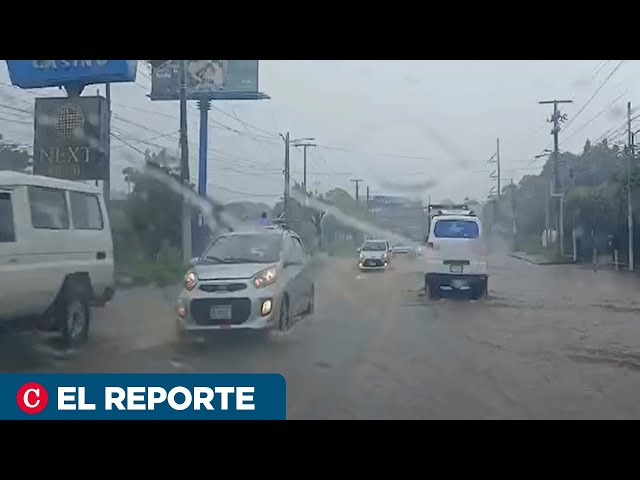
[5,60,137,89]
[33,96,109,181]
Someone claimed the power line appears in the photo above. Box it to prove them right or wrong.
[563,90,627,143]
[562,60,626,131]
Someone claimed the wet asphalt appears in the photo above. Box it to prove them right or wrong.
[3,250,640,419]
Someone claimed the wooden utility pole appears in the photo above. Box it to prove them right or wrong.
[539,99,572,257]
[350,179,363,202]
[366,185,370,212]
[281,132,291,223]
[511,177,518,251]
[496,139,501,198]
[293,141,316,193]
[488,141,500,198]
[627,101,634,271]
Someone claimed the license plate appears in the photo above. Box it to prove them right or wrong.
[210,305,232,320]
[450,264,463,273]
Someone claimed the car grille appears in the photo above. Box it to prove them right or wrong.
[363,259,383,267]
[199,283,247,293]
[190,298,251,325]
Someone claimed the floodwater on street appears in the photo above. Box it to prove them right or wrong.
[3,251,640,419]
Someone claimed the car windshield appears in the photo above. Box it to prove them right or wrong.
[433,220,479,239]
[362,241,387,251]
[201,233,283,263]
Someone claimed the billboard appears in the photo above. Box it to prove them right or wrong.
[6,60,137,89]
[150,60,265,101]
[370,195,409,208]
[33,96,109,180]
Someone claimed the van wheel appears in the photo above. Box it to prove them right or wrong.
[471,279,487,301]
[58,292,90,348]
[425,277,440,300]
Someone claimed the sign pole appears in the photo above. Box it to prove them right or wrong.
[179,60,192,264]
[104,82,111,214]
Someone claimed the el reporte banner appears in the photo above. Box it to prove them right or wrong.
[2,373,287,420]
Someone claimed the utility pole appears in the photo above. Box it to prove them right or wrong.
[350,179,363,203]
[540,99,572,257]
[293,141,316,194]
[195,98,211,257]
[179,60,191,263]
[496,139,501,198]
[488,141,500,198]
[366,185,370,212]
[628,101,634,271]
[281,132,291,224]
[511,178,518,251]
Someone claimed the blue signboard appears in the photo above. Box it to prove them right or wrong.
[5,60,138,89]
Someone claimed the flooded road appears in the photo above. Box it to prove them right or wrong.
[3,251,640,419]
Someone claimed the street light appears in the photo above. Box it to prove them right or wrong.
[291,137,315,145]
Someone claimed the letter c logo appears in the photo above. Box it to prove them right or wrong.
[17,382,48,414]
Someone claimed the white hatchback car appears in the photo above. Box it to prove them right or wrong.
[422,212,488,300]
[176,227,315,340]
[357,239,391,271]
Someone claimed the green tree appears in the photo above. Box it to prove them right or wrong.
[0,135,32,173]
[114,152,182,263]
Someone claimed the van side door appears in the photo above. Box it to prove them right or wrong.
[68,190,114,297]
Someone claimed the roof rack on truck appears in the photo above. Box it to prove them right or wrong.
[425,203,476,239]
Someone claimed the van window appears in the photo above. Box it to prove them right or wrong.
[0,192,16,242]
[70,191,103,230]
[433,219,479,239]
[28,186,70,230]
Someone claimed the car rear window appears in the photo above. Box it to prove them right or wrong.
[433,219,479,239]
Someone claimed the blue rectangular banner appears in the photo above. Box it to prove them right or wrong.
[5,60,138,89]
[2,374,286,420]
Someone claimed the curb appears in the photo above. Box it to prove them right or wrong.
[508,253,576,266]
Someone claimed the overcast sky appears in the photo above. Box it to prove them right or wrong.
[0,60,634,206]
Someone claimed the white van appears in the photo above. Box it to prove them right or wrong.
[0,171,115,346]
[422,211,488,300]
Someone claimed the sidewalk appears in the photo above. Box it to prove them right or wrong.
[509,252,576,265]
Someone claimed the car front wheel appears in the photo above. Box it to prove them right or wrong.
[279,295,291,332]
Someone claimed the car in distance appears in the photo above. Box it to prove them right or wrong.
[358,239,391,271]
[176,227,315,341]
[392,243,417,258]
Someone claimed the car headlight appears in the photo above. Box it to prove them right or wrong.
[359,252,365,259]
[253,266,278,288]
[184,270,198,291]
